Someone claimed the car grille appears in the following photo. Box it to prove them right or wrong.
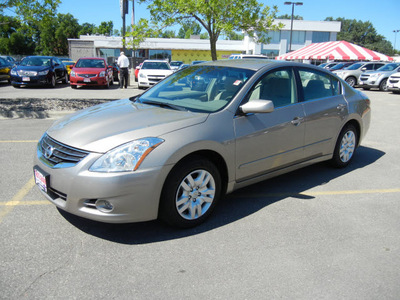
[389,76,400,84]
[148,75,166,82]
[77,73,97,78]
[17,70,37,76]
[39,134,90,167]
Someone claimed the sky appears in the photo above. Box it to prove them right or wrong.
[56,0,400,49]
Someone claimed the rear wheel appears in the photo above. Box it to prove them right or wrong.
[379,79,388,91]
[331,124,358,168]
[159,157,221,228]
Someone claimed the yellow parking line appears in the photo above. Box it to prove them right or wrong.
[0,177,36,223]
[0,200,50,206]
[0,140,38,143]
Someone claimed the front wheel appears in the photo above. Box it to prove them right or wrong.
[159,157,221,228]
[331,124,358,168]
[49,75,56,88]
[345,77,356,87]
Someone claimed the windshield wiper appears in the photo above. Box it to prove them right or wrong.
[140,100,187,111]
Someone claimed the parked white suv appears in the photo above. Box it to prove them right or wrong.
[333,61,386,87]
[138,60,173,89]
[358,63,400,91]
[387,72,400,93]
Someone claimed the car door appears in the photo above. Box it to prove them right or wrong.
[234,67,305,182]
[297,67,348,159]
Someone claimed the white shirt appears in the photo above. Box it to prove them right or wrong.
[117,54,130,68]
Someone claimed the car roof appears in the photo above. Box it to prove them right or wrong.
[199,59,298,71]
[78,57,105,60]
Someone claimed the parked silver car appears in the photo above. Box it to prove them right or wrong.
[333,61,386,87]
[34,60,371,228]
[358,63,400,91]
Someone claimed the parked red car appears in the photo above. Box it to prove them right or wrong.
[70,57,113,88]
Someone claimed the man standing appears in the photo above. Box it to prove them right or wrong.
[117,51,130,89]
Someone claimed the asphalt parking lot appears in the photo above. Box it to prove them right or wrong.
[1,83,400,299]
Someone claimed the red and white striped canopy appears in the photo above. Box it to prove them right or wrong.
[275,41,393,61]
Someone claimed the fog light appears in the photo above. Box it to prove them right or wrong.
[95,199,114,213]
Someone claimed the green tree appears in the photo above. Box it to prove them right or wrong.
[97,21,113,35]
[78,22,97,36]
[138,0,282,60]
[54,13,80,55]
[325,17,394,55]
[224,31,244,40]
[277,14,303,20]
[177,20,201,39]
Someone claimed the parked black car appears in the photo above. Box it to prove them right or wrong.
[10,56,68,88]
[0,56,13,83]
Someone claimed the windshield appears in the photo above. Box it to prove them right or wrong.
[377,63,399,71]
[20,57,51,67]
[170,62,182,67]
[345,63,363,70]
[142,62,170,70]
[330,63,346,70]
[138,65,255,113]
[75,59,105,68]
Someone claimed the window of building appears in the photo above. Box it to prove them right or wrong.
[261,49,279,58]
[291,31,306,44]
[265,31,281,44]
[312,32,330,43]
[149,50,171,61]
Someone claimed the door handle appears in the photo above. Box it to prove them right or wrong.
[291,117,304,126]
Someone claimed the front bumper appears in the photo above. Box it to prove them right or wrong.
[11,74,51,86]
[70,76,108,86]
[33,142,173,223]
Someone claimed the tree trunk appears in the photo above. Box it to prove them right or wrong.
[209,35,218,61]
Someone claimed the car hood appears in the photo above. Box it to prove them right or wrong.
[47,98,208,153]
[72,67,105,73]
[363,70,393,75]
[15,65,50,72]
[140,69,173,75]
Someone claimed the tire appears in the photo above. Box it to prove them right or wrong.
[62,72,68,84]
[159,156,221,228]
[49,75,56,88]
[331,124,358,168]
[345,77,356,87]
[379,78,388,91]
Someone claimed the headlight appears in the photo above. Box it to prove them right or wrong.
[139,73,146,78]
[99,71,106,77]
[370,73,381,78]
[89,138,164,172]
[38,70,49,75]
[10,69,17,75]
[71,70,76,77]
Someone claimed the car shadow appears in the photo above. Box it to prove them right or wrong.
[59,145,385,244]
[71,83,120,90]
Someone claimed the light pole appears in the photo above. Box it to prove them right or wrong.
[393,30,400,51]
[284,2,303,52]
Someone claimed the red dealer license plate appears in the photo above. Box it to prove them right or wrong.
[34,168,48,193]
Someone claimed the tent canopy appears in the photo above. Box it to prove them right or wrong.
[276,41,393,61]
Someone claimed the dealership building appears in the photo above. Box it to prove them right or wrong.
[68,19,341,66]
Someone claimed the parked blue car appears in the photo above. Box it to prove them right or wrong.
[10,56,68,88]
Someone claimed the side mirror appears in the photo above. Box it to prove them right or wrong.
[361,67,367,72]
[240,100,274,114]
